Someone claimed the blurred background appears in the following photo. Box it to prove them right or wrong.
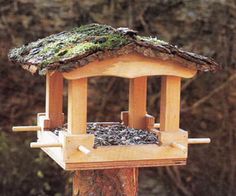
[0,0,235,195]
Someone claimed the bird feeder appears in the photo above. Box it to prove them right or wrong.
[9,24,220,170]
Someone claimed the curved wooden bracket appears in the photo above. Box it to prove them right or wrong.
[63,54,197,80]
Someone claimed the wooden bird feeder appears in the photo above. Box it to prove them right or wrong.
[9,24,220,171]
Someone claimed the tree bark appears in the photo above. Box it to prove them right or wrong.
[73,168,138,196]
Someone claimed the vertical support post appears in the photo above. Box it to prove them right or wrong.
[128,76,147,129]
[45,72,64,128]
[68,78,87,134]
[160,76,181,132]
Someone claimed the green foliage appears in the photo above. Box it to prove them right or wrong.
[0,132,71,196]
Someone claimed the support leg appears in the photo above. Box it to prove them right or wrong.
[128,77,147,129]
[160,76,181,132]
[45,72,64,128]
[68,78,88,134]
[159,76,188,145]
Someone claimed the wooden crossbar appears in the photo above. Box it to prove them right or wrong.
[188,138,211,144]
[12,126,41,132]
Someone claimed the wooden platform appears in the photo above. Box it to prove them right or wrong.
[37,130,187,170]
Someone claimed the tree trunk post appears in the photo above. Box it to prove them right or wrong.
[73,169,139,196]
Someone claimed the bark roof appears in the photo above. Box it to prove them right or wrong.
[8,23,220,75]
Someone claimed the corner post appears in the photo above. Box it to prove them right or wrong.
[45,72,64,128]
[159,76,188,146]
[68,78,88,134]
[160,76,181,132]
[128,76,147,129]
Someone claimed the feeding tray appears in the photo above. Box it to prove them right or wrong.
[9,24,219,170]
[30,119,188,170]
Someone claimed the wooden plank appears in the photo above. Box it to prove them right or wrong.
[68,78,88,134]
[62,133,94,161]
[65,159,186,170]
[64,144,187,163]
[46,72,64,128]
[157,129,188,145]
[128,77,147,129]
[160,76,181,132]
[63,54,197,80]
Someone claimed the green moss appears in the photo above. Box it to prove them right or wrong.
[9,23,182,74]
[38,34,129,68]
[98,34,130,49]
[23,24,131,70]
[56,42,97,58]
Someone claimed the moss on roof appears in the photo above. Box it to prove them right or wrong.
[8,23,220,74]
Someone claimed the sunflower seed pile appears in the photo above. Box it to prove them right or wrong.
[87,123,158,148]
[52,123,158,148]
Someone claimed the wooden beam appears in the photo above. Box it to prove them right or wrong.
[46,72,64,128]
[68,78,88,134]
[128,77,147,129]
[63,54,197,80]
[160,76,181,132]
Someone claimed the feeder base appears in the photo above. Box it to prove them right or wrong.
[37,130,186,170]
